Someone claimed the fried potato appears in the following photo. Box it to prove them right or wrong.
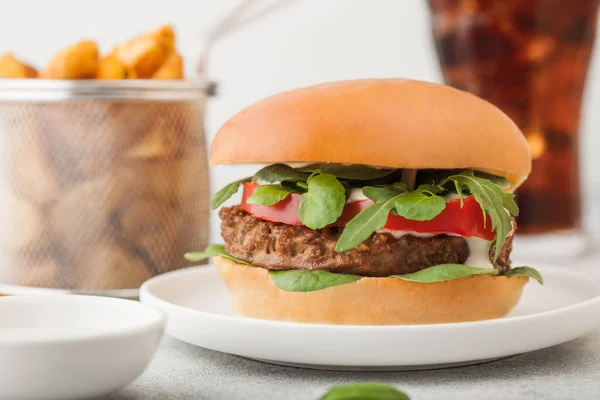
[49,175,116,259]
[113,25,175,78]
[10,259,61,289]
[76,241,151,290]
[0,196,45,253]
[152,52,184,79]
[41,40,99,79]
[0,53,38,78]
[96,54,138,79]
[96,54,126,79]
[1,109,60,205]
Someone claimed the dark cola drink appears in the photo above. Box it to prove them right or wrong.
[429,0,599,234]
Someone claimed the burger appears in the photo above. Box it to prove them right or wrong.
[187,79,542,325]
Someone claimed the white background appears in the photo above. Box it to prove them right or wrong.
[1,0,599,240]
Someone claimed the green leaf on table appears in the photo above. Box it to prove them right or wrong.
[318,382,410,400]
[503,266,543,284]
[270,270,362,292]
[184,244,252,266]
[391,264,498,283]
[252,163,310,183]
[298,173,346,229]
[298,163,397,181]
[335,195,400,252]
[246,184,291,206]
[394,190,446,221]
[211,178,250,210]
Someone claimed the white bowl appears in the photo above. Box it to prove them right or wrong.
[0,295,165,400]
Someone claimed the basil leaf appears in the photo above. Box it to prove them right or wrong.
[362,186,398,203]
[298,173,345,229]
[335,195,399,252]
[246,184,291,206]
[299,163,397,181]
[391,264,498,283]
[447,172,513,262]
[394,191,446,221]
[184,244,252,266]
[252,163,309,183]
[211,178,250,210]
[319,383,410,400]
[270,270,362,292]
[503,266,543,284]
[502,192,519,216]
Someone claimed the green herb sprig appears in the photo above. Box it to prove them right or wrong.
[440,171,516,262]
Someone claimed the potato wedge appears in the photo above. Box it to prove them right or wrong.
[41,40,99,79]
[113,25,175,78]
[0,53,38,78]
[96,54,126,79]
[152,52,184,79]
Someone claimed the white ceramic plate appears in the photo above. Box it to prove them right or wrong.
[0,295,165,400]
[140,265,600,371]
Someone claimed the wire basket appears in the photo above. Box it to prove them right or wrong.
[0,79,211,296]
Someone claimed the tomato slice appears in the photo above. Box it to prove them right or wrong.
[241,183,495,240]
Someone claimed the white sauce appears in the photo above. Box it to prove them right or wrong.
[346,188,369,203]
[377,229,436,238]
[253,179,281,185]
[463,236,494,270]
[376,229,495,270]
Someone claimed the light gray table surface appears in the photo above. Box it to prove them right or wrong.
[109,330,600,400]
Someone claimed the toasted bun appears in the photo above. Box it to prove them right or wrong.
[215,256,528,325]
[211,79,531,191]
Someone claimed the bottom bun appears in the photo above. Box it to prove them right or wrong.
[214,256,528,325]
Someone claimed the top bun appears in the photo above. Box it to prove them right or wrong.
[211,79,531,191]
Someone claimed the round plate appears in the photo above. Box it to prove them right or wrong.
[140,265,600,371]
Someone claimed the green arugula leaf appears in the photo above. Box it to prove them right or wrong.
[298,163,397,181]
[298,173,346,229]
[445,171,513,262]
[212,178,250,210]
[184,244,252,265]
[416,184,444,195]
[474,172,510,189]
[362,186,399,203]
[246,184,291,206]
[502,192,519,216]
[394,190,446,221]
[270,270,362,292]
[318,383,410,400]
[503,266,543,284]
[252,163,309,183]
[391,264,498,283]
[335,195,400,252]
